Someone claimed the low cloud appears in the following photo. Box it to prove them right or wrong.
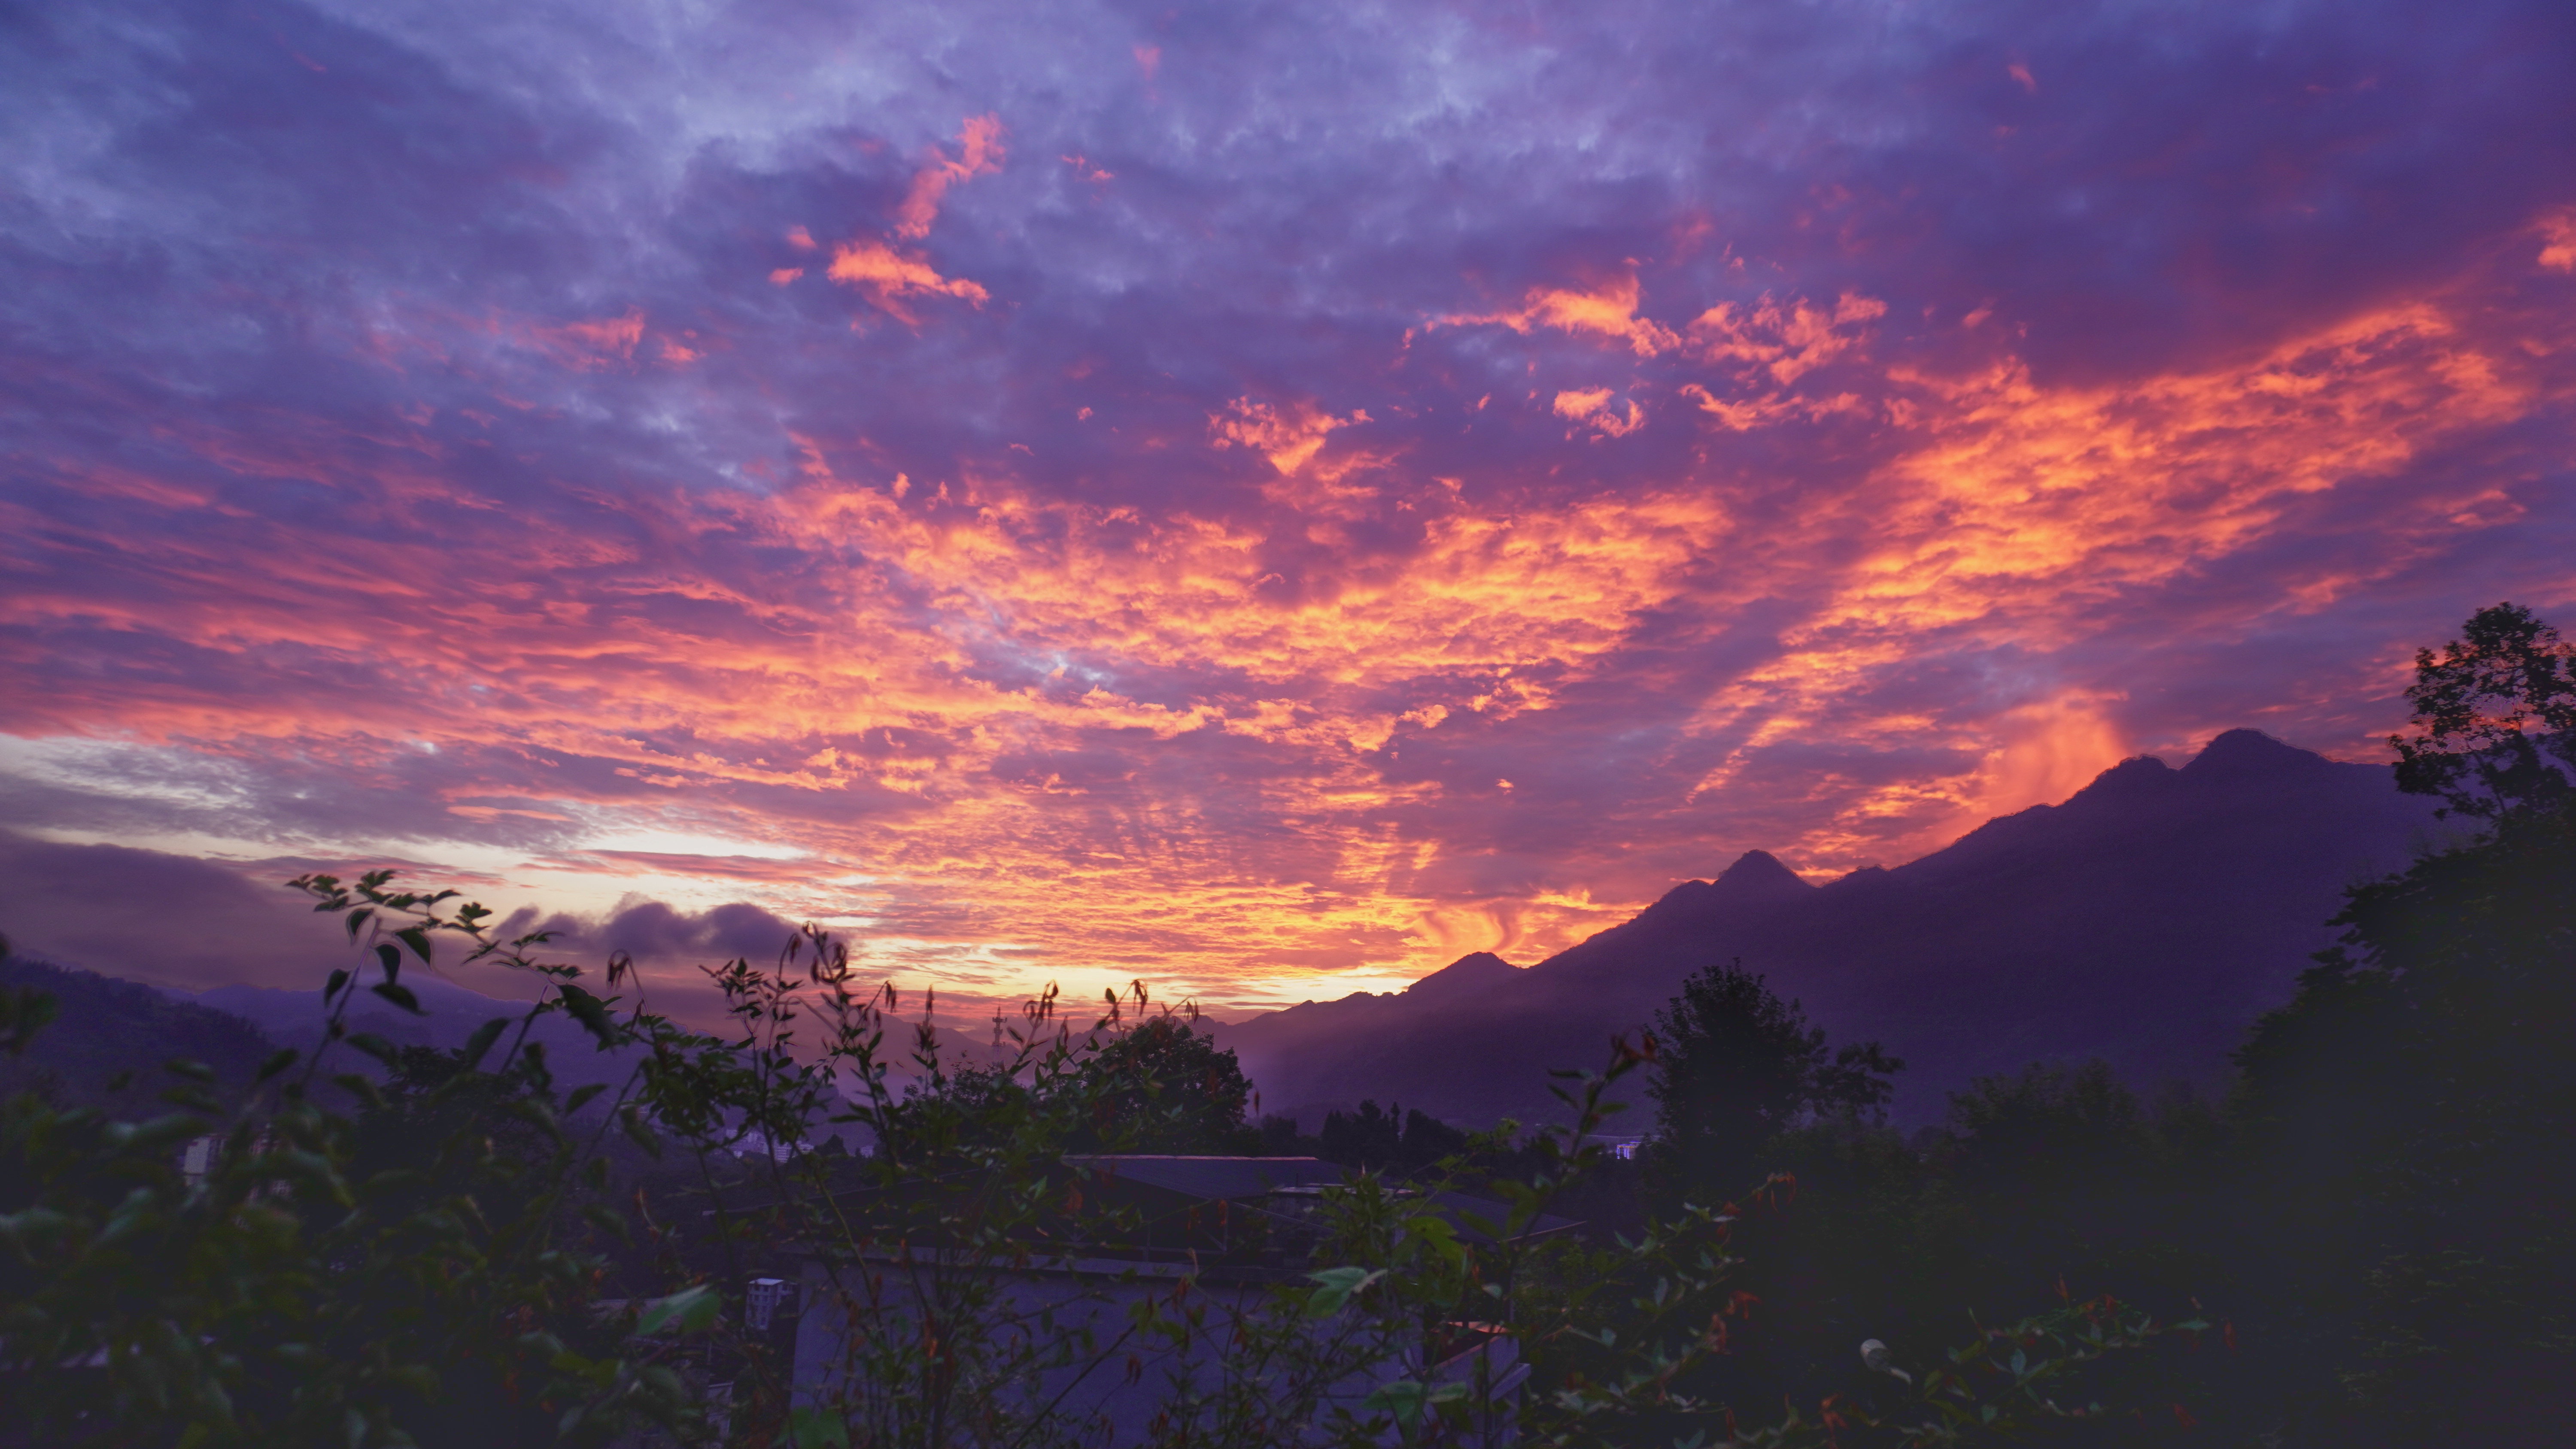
[0,833,365,992]
[495,899,800,970]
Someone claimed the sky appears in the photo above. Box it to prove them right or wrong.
[3,0,2573,1019]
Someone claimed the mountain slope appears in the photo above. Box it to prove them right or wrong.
[188,973,642,1091]
[1218,731,2444,1125]
[0,955,280,1109]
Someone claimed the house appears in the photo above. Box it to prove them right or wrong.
[782,1155,1575,1446]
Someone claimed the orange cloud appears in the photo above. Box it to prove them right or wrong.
[1440,271,1680,356]
[1209,397,1363,475]
[894,114,1006,240]
[817,115,1006,323]
[1690,291,1885,383]
[826,239,990,322]
[1688,297,2546,867]
[1965,693,2129,819]
[1552,388,1645,436]
[10,247,2569,1018]
[529,308,645,370]
[2540,211,2576,272]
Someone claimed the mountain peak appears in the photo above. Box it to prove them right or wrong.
[1404,950,1522,999]
[2065,752,2174,804]
[2182,728,2332,779]
[1712,849,1814,898]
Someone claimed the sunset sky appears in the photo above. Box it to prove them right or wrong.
[4,0,2573,1017]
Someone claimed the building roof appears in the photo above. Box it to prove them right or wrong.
[1063,1155,1581,1241]
[1063,1154,1342,1200]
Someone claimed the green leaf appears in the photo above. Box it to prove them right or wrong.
[459,1017,509,1071]
[0,986,60,1056]
[160,1082,222,1113]
[556,983,620,1049]
[506,1095,562,1138]
[1306,1265,1384,1317]
[791,1406,852,1449]
[255,1047,301,1082]
[566,1082,608,1113]
[356,1168,428,1198]
[395,925,432,964]
[374,942,402,981]
[346,1032,399,1066]
[324,969,351,1003]
[637,1283,721,1337]
[371,982,423,1015]
[619,1105,662,1160]
[1362,1378,1431,1426]
[331,1073,388,1111]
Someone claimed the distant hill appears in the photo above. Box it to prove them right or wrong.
[0,955,279,1109]
[185,974,645,1092]
[1216,730,2447,1127]
[0,948,650,1104]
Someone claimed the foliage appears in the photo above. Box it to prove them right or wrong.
[2388,600,2576,821]
[1619,603,2576,1447]
[2231,705,2576,1439]
[1064,1008,1259,1153]
[0,873,2211,1449]
[1643,959,1900,1210]
[1312,1099,1471,1172]
[127,588,2576,1449]
[0,871,710,1448]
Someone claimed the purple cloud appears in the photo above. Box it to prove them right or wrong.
[2,0,2571,1007]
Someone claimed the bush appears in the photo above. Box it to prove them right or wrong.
[0,880,2206,1448]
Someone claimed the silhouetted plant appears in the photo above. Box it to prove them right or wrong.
[1642,958,1901,1211]
[0,872,709,1447]
[2,876,2215,1448]
[2389,600,2576,821]
[2229,609,2576,1440]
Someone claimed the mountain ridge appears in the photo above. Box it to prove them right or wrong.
[1216,730,2443,1126]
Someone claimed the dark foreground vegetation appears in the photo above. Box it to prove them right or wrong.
[1625,603,2576,1446]
[1,605,2568,1447]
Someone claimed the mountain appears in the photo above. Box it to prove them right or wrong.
[1217,730,2447,1126]
[0,955,280,1109]
[185,973,642,1091]
[0,951,647,1104]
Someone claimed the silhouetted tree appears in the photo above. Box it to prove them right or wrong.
[1944,1060,2143,1200]
[1312,1099,1470,1171]
[1319,1099,1404,1168]
[1643,958,1899,1208]
[2390,601,2576,821]
[1070,1014,1259,1153]
[1255,1111,1311,1156]
[2232,603,2576,1442]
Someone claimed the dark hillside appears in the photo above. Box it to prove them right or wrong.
[1219,730,2445,1125]
[0,955,278,1109]
[191,974,644,1091]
